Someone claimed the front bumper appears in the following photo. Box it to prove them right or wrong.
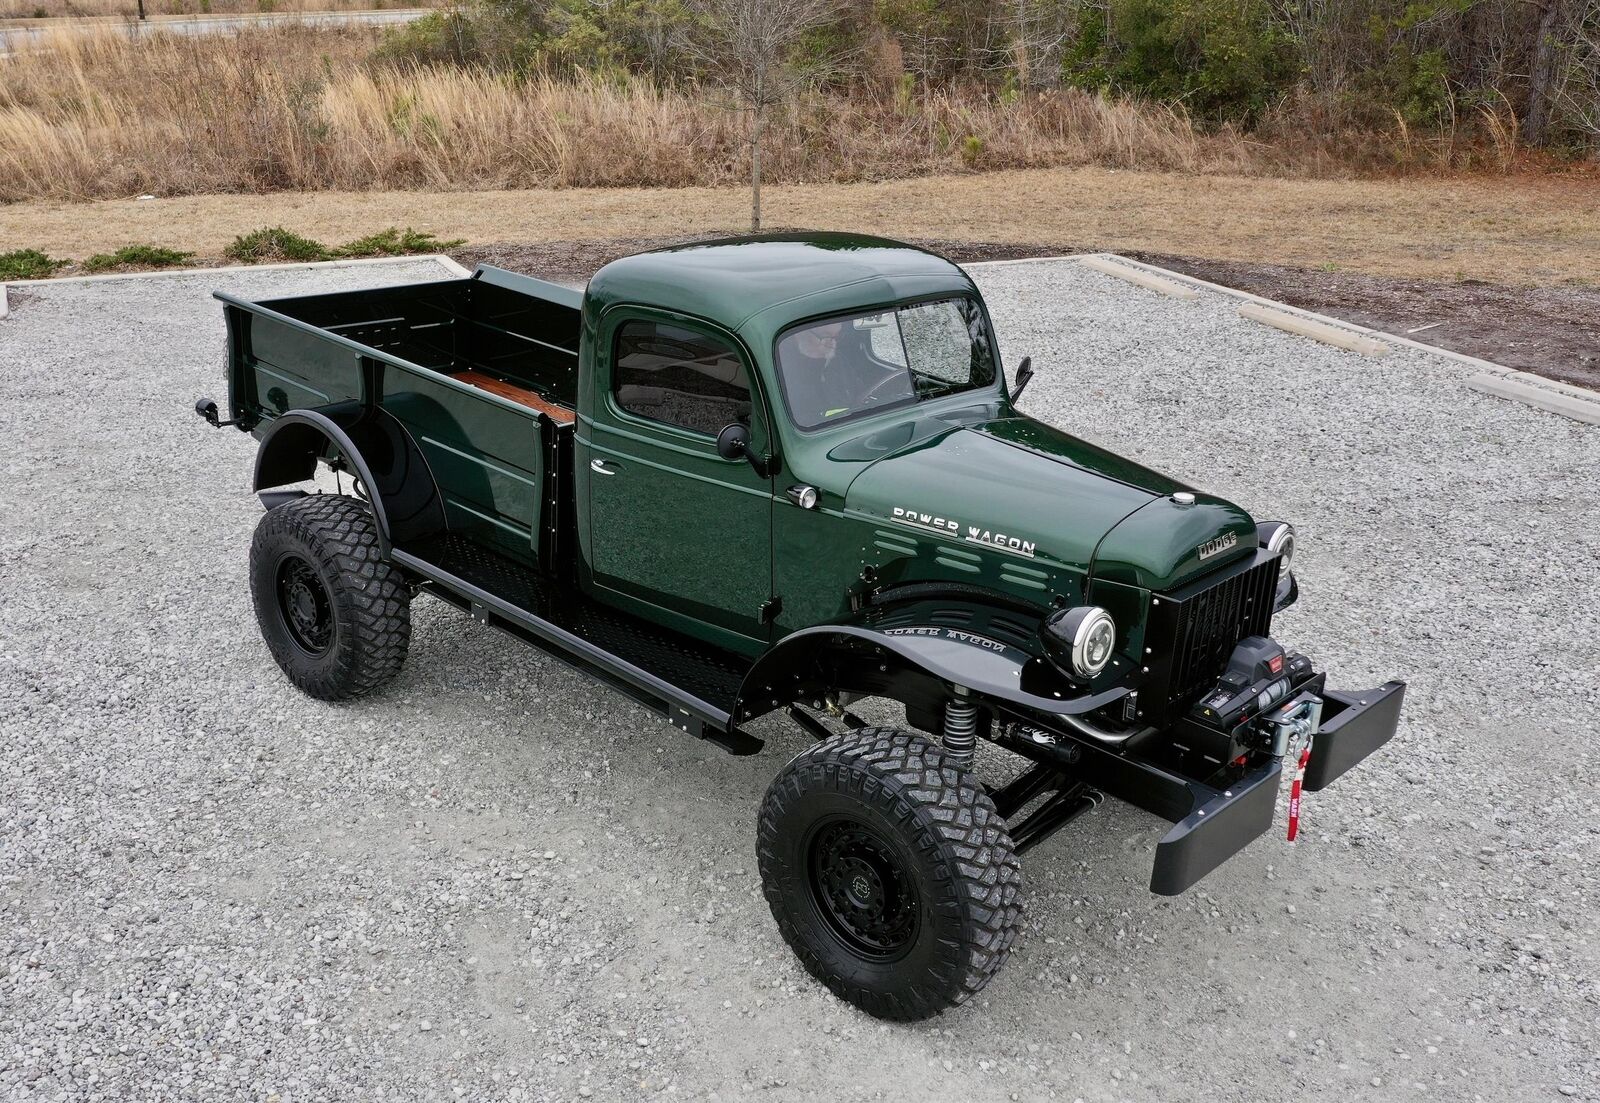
[1148,680,1406,896]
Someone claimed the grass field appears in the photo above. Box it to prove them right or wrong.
[1,22,1538,206]
[3,168,1596,286]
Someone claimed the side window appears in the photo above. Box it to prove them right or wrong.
[613,320,752,437]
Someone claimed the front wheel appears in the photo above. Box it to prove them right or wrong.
[756,727,1023,1020]
[248,494,410,701]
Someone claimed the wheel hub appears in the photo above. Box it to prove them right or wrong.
[808,820,918,957]
[276,555,333,656]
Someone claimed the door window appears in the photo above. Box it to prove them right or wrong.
[613,320,751,437]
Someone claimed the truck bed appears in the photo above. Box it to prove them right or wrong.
[252,266,582,413]
[218,266,583,565]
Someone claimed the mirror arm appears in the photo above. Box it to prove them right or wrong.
[1008,355,1035,404]
[747,450,777,479]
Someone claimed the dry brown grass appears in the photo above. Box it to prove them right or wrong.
[0,24,1335,203]
[4,168,1596,285]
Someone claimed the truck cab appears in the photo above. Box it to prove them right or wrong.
[205,233,1404,1022]
[576,235,1021,652]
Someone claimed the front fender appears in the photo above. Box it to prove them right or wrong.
[254,402,446,553]
[732,598,1129,724]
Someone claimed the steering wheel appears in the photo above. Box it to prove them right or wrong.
[857,366,914,409]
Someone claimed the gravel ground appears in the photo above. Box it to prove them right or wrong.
[1,257,1596,1102]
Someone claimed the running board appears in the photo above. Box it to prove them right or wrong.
[390,544,764,756]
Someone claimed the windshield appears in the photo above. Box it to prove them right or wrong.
[774,297,997,430]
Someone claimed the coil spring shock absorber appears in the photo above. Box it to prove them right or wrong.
[942,687,978,768]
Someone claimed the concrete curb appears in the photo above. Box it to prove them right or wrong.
[964,251,1599,426]
[1237,301,1390,357]
[1079,255,1199,300]
[1467,372,1600,426]
[0,253,467,321]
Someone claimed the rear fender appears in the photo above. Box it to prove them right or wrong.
[732,599,1129,724]
[253,402,446,554]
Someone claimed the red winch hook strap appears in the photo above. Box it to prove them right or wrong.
[1286,743,1313,843]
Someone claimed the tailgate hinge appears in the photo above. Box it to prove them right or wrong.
[759,596,783,624]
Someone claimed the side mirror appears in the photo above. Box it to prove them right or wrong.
[715,422,750,461]
[1009,356,1035,404]
[715,422,774,478]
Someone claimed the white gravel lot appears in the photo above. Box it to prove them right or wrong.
[2,256,1596,1103]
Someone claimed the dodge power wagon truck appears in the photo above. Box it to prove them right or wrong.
[199,234,1404,1020]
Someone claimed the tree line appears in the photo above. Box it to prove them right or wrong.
[387,0,1599,154]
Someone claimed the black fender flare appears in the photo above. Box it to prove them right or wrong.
[731,613,1129,726]
[253,403,446,554]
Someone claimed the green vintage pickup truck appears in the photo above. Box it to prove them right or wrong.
[199,234,1404,1020]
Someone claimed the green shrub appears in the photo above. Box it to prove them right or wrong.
[224,227,332,264]
[1064,0,1298,124]
[336,227,467,258]
[81,244,194,273]
[0,249,68,280]
[374,10,482,68]
[960,135,985,166]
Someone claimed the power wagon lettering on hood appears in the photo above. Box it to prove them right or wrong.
[890,506,1038,559]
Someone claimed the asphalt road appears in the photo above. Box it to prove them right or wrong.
[0,8,427,53]
[1,257,1596,1101]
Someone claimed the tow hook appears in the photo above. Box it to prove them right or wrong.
[194,396,256,430]
[1263,693,1322,842]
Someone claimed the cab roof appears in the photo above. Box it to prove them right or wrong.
[583,233,975,334]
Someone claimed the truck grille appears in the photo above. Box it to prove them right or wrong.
[1149,553,1281,717]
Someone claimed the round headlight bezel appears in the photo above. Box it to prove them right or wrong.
[1041,605,1118,681]
[1259,521,1296,571]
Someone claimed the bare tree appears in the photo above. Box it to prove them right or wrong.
[683,0,846,231]
[1550,0,1600,141]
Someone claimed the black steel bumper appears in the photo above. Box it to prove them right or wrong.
[1148,680,1405,896]
[1303,681,1406,792]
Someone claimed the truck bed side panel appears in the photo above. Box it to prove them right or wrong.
[234,310,364,417]
[382,376,544,561]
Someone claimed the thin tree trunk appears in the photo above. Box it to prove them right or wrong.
[1015,0,1029,87]
[751,114,763,232]
[750,65,765,233]
[1524,0,1561,145]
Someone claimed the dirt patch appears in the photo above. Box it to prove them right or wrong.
[1126,252,1600,390]
[4,169,1597,285]
[455,235,1600,391]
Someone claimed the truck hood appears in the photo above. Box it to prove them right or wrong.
[843,415,1255,590]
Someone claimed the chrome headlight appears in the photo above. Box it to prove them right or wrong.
[1040,605,1117,681]
[1258,521,1295,571]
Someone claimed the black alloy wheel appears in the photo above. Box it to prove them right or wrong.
[807,817,920,958]
[275,553,335,656]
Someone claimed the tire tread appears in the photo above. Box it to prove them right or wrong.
[756,727,1023,1020]
[249,495,409,700]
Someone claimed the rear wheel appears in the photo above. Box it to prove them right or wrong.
[757,727,1023,1020]
[249,495,410,700]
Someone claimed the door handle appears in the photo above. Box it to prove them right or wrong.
[590,458,620,476]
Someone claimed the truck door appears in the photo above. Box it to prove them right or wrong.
[581,310,774,648]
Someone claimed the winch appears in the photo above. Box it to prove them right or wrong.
[1164,636,1321,777]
